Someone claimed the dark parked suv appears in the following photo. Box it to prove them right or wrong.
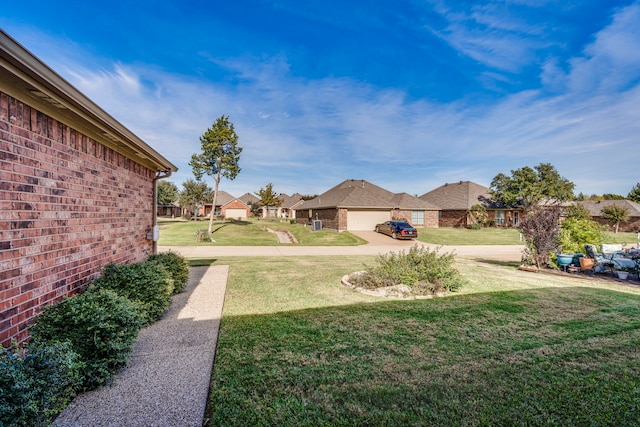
[374,221,418,240]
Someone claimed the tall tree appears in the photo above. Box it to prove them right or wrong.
[601,205,630,233]
[628,183,640,203]
[255,183,282,219]
[490,163,575,209]
[189,115,242,233]
[157,180,179,206]
[179,179,212,218]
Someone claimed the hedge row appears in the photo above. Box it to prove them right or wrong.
[0,251,189,427]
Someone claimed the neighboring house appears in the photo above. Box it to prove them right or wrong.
[260,193,304,219]
[220,198,251,220]
[295,179,439,231]
[0,31,177,347]
[157,202,181,218]
[419,181,522,228]
[239,192,260,217]
[577,200,640,233]
[199,190,235,217]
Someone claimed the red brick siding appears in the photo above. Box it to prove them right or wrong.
[439,210,468,227]
[295,208,340,230]
[0,92,155,347]
[392,210,439,228]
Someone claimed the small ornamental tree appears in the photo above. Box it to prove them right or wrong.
[255,183,282,219]
[189,115,242,234]
[519,205,562,268]
[601,205,630,233]
[467,204,488,228]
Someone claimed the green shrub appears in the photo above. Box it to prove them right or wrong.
[93,261,173,324]
[559,217,604,254]
[351,245,466,294]
[147,251,190,294]
[0,341,82,427]
[29,288,143,391]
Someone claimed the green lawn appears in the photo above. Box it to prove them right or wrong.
[157,218,366,246]
[204,256,640,426]
[159,218,640,248]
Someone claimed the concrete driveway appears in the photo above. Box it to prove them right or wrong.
[351,230,419,246]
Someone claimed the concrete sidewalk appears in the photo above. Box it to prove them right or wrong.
[158,244,524,261]
[53,265,229,427]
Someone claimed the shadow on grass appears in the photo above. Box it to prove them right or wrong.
[188,258,218,267]
[206,286,640,426]
[473,258,521,268]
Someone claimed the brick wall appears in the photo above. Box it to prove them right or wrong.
[0,92,155,347]
[295,208,340,230]
[392,210,439,228]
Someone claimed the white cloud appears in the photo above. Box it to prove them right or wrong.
[6,3,640,197]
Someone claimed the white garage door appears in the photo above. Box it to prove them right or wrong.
[346,210,390,231]
[225,208,247,219]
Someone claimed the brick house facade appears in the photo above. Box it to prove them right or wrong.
[221,199,251,219]
[295,180,439,231]
[0,31,176,347]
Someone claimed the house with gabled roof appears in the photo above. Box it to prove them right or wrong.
[199,190,251,219]
[295,179,439,231]
[420,180,522,228]
[577,200,640,233]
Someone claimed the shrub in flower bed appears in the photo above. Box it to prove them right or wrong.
[92,261,173,324]
[0,341,82,427]
[29,288,143,391]
[147,251,190,294]
[350,245,466,295]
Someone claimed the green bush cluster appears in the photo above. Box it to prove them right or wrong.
[0,251,189,425]
[147,251,190,294]
[559,217,604,254]
[352,245,466,294]
[30,288,144,391]
[0,342,81,427]
[92,262,173,325]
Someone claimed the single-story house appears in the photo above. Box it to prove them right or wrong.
[577,200,640,233]
[157,202,181,218]
[199,190,235,217]
[239,192,260,216]
[295,179,439,231]
[220,198,251,220]
[0,30,177,347]
[419,181,522,228]
[199,191,251,219]
[260,193,304,219]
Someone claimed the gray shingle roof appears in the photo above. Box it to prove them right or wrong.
[238,192,260,205]
[578,200,640,217]
[419,181,494,210]
[279,193,304,209]
[301,179,438,210]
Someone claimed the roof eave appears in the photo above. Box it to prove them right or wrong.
[0,30,177,173]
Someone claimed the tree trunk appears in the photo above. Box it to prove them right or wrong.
[208,172,221,234]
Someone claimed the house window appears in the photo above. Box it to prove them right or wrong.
[513,211,519,227]
[495,211,506,226]
[412,210,424,225]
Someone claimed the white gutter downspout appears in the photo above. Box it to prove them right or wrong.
[152,170,173,254]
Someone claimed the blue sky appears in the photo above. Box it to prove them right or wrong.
[2,1,640,198]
